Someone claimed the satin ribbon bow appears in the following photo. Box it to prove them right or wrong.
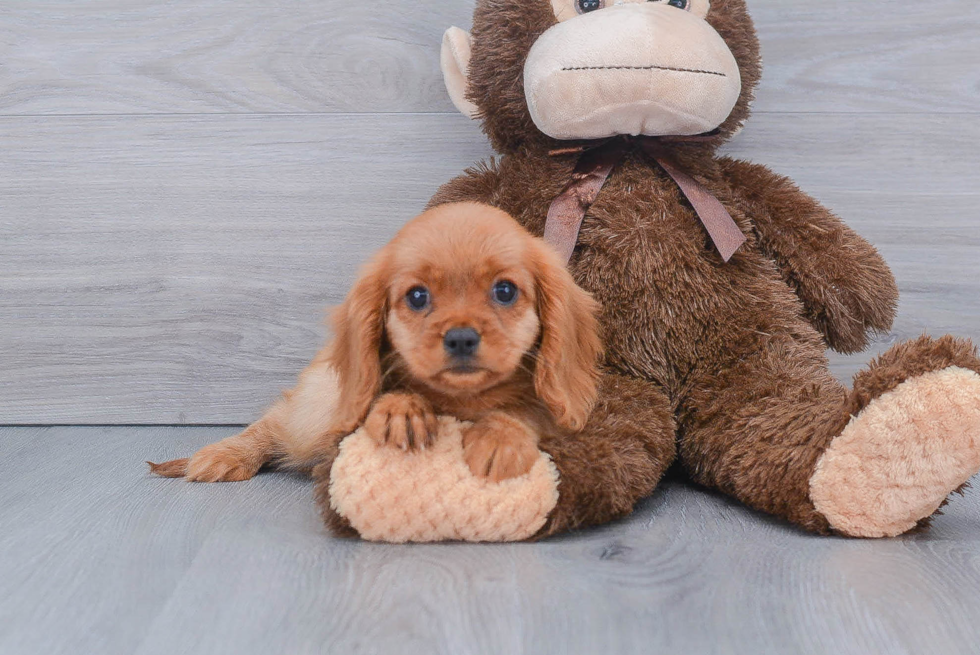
[543,134,747,264]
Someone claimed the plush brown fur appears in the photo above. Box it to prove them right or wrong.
[415,0,980,536]
[849,335,980,416]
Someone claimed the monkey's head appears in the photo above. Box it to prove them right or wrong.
[441,0,761,153]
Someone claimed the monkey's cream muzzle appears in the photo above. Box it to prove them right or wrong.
[523,3,741,140]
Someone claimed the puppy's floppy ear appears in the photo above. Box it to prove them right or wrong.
[328,252,390,432]
[530,240,603,431]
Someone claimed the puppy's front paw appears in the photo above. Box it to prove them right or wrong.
[364,393,438,451]
[462,413,539,482]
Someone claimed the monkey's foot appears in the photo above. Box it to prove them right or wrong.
[810,367,980,537]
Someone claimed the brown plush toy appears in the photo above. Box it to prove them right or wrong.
[316,0,980,541]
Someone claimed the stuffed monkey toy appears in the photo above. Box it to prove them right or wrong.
[316,0,980,541]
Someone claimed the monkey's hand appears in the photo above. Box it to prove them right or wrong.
[719,157,897,353]
[800,264,897,354]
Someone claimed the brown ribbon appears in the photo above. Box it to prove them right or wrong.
[543,138,629,264]
[544,135,747,264]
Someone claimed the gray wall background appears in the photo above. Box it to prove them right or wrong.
[2,0,978,424]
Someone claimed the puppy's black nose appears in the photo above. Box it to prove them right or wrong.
[444,327,481,358]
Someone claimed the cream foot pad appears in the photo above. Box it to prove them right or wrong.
[328,417,560,543]
[811,366,980,538]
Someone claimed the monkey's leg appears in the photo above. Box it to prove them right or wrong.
[679,334,980,537]
[534,372,677,538]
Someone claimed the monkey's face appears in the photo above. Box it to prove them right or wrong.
[442,0,760,153]
[526,0,741,139]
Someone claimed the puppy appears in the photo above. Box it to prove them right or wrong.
[150,202,602,483]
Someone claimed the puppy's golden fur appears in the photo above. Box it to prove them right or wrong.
[150,202,602,483]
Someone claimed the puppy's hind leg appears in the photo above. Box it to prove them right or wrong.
[149,406,285,483]
[149,357,345,481]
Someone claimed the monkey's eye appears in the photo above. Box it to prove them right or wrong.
[492,280,518,306]
[576,0,604,14]
[662,0,690,8]
[406,286,430,311]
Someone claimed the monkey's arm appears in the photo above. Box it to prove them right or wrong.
[534,371,676,537]
[427,160,503,209]
[718,157,897,353]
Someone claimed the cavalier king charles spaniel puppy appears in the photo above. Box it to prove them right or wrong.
[150,202,602,483]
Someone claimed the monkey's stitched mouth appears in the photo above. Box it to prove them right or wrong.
[561,65,727,77]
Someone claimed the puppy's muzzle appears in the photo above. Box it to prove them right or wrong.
[444,327,481,358]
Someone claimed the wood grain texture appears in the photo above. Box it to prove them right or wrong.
[2,112,978,423]
[0,0,472,115]
[1,0,977,116]
[0,113,492,423]
[753,0,980,114]
[2,426,980,655]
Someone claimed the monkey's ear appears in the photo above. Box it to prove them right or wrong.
[440,27,480,119]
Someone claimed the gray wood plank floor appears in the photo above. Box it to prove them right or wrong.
[3,426,980,655]
[3,0,980,653]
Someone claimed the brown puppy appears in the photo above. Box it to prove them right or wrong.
[150,202,602,483]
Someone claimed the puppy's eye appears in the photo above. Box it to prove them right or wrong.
[492,280,518,306]
[406,286,430,311]
[576,0,604,14]
[661,0,690,8]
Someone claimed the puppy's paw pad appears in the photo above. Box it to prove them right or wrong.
[463,416,538,482]
[364,393,438,451]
